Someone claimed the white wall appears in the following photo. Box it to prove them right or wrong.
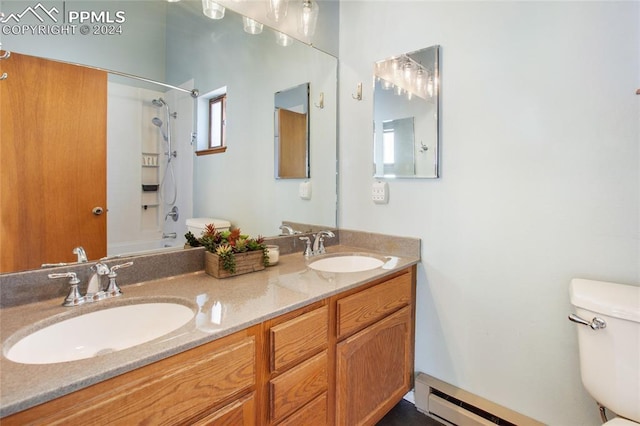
[339,2,639,425]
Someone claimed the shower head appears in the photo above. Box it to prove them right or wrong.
[152,117,168,141]
[152,98,166,107]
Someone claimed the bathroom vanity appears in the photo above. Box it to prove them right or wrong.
[0,233,419,425]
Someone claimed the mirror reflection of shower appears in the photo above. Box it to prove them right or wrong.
[152,97,178,206]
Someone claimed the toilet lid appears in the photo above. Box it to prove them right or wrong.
[604,418,638,426]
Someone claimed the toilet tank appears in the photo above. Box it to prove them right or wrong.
[569,278,640,422]
[186,218,231,237]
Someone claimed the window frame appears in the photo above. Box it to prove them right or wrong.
[196,94,227,156]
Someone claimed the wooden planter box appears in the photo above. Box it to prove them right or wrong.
[205,250,266,279]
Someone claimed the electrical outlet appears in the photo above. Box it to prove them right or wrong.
[299,181,312,200]
[372,181,389,204]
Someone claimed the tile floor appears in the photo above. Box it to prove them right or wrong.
[377,399,444,425]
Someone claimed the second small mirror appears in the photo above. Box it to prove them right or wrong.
[373,45,440,178]
[275,82,310,179]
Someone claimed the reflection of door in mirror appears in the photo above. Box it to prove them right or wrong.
[0,53,107,272]
[274,82,310,179]
[278,109,308,178]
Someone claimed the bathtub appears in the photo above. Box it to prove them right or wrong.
[108,238,186,257]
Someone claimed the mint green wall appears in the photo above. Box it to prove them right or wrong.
[338,2,639,425]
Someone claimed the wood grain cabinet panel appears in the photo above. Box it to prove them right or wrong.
[270,305,328,372]
[3,332,256,426]
[337,271,411,339]
[192,393,256,426]
[277,392,327,426]
[269,351,328,423]
[336,306,413,426]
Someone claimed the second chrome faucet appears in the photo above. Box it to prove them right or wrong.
[299,230,335,258]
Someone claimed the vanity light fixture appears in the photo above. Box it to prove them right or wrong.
[275,31,294,46]
[202,0,225,19]
[243,17,263,34]
[167,0,180,2]
[298,0,319,38]
[375,54,432,100]
[267,0,289,23]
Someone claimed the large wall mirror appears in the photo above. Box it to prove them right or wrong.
[373,45,440,178]
[0,0,337,273]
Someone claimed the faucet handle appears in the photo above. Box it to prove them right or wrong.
[105,261,133,297]
[49,272,85,307]
[299,236,313,258]
[109,261,133,274]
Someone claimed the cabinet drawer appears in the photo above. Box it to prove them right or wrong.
[276,392,327,426]
[192,393,255,426]
[4,335,256,425]
[269,351,328,423]
[337,272,411,339]
[270,305,328,372]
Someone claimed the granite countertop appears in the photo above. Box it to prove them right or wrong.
[0,243,419,418]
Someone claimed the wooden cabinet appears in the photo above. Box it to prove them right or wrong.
[3,327,259,426]
[334,270,415,426]
[5,266,416,426]
[265,304,329,425]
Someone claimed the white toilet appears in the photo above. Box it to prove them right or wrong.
[569,278,640,425]
[186,218,231,237]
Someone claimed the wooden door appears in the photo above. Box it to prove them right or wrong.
[277,108,307,178]
[0,52,107,272]
[335,307,413,426]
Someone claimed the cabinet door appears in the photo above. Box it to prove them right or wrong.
[335,307,412,426]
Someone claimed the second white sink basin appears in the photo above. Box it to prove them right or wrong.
[308,254,385,273]
[4,302,194,365]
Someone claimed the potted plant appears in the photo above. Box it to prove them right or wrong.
[186,224,268,278]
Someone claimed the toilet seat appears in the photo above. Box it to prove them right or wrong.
[604,418,639,426]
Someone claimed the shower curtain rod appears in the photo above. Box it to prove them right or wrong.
[1,50,199,98]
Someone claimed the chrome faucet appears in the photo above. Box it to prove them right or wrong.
[41,246,88,268]
[299,230,335,258]
[49,261,134,307]
[85,262,110,302]
[279,224,299,235]
[73,246,88,263]
[312,230,335,255]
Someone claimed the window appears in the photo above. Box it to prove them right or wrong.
[383,128,395,165]
[197,94,227,156]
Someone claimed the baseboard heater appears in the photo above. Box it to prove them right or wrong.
[414,373,544,426]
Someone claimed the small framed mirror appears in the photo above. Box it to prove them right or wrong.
[373,45,440,178]
[275,82,310,179]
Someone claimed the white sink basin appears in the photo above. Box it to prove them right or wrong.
[4,302,194,365]
[308,254,385,273]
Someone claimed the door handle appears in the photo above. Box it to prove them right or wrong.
[92,207,105,216]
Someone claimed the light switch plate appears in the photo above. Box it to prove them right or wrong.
[372,181,389,204]
[299,181,312,200]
